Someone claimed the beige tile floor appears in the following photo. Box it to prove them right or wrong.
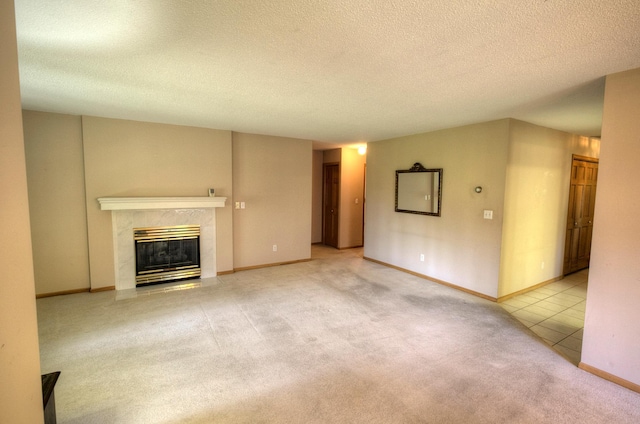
[500,269,589,365]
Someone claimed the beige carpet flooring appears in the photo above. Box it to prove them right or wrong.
[37,246,640,423]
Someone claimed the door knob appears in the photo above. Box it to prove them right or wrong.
[574,222,578,226]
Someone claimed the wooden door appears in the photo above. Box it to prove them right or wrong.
[323,163,340,248]
[563,155,598,275]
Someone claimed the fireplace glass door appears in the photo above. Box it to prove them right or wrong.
[134,225,201,286]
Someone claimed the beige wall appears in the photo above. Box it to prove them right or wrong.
[323,148,341,164]
[582,68,640,386]
[365,118,602,299]
[232,133,312,268]
[499,120,599,297]
[22,112,317,291]
[82,116,233,289]
[365,120,510,298]
[23,111,91,294]
[0,3,44,422]
[339,148,365,248]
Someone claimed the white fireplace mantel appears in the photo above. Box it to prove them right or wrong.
[98,196,227,211]
[99,196,225,290]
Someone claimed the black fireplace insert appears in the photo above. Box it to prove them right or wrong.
[134,225,201,286]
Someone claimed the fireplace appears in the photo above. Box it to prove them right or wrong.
[98,196,226,291]
[134,225,201,286]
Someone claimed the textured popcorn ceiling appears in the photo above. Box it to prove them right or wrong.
[14,0,640,144]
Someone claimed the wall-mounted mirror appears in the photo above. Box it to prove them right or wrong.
[395,163,443,216]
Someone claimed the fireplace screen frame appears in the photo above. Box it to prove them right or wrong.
[134,225,201,286]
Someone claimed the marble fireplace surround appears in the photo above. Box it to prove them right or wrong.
[98,197,227,290]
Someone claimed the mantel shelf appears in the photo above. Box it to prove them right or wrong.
[98,196,227,211]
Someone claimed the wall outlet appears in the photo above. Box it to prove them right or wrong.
[273,244,277,252]
[420,253,425,262]
[235,202,240,209]
[483,210,493,219]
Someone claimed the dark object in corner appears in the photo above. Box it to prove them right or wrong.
[42,371,60,424]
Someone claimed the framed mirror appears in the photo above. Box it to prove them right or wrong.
[395,163,443,216]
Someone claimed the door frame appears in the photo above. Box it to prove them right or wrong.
[322,162,340,247]
[563,154,599,276]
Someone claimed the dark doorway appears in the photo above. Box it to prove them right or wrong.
[323,163,340,247]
